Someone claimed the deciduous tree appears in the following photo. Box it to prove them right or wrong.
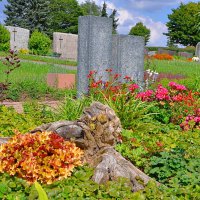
[164,2,200,46]
[129,22,151,45]
[49,0,83,34]
[81,0,101,16]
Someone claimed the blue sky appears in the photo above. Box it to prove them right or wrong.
[0,0,199,46]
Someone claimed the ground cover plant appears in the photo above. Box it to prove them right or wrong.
[0,56,200,199]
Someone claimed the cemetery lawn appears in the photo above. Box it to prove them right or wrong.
[0,62,76,101]
[153,60,200,77]
[0,51,77,66]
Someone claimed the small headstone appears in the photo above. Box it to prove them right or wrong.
[77,16,113,97]
[5,26,30,51]
[178,52,193,58]
[148,51,156,56]
[158,48,176,56]
[195,42,200,58]
[53,33,78,61]
[112,35,145,85]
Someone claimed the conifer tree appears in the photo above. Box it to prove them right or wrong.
[109,9,119,34]
[4,0,50,34]
[101,1,108,17]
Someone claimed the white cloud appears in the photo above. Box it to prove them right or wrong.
[77,0,168,46]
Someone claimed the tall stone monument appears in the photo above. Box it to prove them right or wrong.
[195,42,200,58]
[53,33,78,61]
[112,35,145,85]
[5,26,30,51]
[77,16,113,97]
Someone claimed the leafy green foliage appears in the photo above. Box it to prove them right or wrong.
[0,104,54,137]
[0,24,10,51]
[29,30,51,55]
[129,22,151,45]
[34,182,49,200]
[81,0,101,16]
[49,0,83,34]
[0,166,141,199]
[165,2,200,46]
[145,148,200,185]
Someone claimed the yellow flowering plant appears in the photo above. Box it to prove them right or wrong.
[0,131,83,184]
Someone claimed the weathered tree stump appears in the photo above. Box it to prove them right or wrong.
[1,102,156,192]
[30,102,154,191]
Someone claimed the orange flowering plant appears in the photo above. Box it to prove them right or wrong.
[0,131,83,184]
[152,54,173,60]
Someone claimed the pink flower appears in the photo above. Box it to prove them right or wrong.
[128,84,139,93]
[155,85,170,101]
[136,90,154,101]
[169,82,187,91]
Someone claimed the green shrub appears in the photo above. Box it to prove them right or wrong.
[0,25,10,51]
[29,30,51,55]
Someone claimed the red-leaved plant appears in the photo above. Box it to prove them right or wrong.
[0,131,83,184]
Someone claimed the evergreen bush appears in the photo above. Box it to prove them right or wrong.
[0,25,10,51]
[29,30,51,55]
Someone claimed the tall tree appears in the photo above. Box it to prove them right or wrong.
[164,2,200,46]
[81,0,101,16]
[101,1,108,17]
[109,9,119,34]
[4,0,50,34]
[49,0,83,34]
[129,22,151,45]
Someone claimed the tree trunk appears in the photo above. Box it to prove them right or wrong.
[1,102,157,191]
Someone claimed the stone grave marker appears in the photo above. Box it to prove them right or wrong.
[178,52,193,58]
[195,42,200,58]
[53,33,78,61]
[158,48,176,56]
[148,51,156,56]
[112,35,145,85]
[5,26,30,51]
[77,16,113,97]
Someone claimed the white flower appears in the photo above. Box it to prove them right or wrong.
[192,57,200,62]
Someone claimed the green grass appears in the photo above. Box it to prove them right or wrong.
[147,59,200,77]
[0,51,77,66]
[0,62,77,101]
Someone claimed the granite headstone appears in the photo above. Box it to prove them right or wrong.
[195,42,200,58]
[53,33,78,61]
[158,48,176,56]
[178,52,193,58]
[77,16,113,97]
[5,26,30,51]
[112,35,145,85]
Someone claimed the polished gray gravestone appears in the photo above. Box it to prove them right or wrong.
[77,16,113,97]
[112,35,145,85]
[195,42,200,58]
[5,26,30,51]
